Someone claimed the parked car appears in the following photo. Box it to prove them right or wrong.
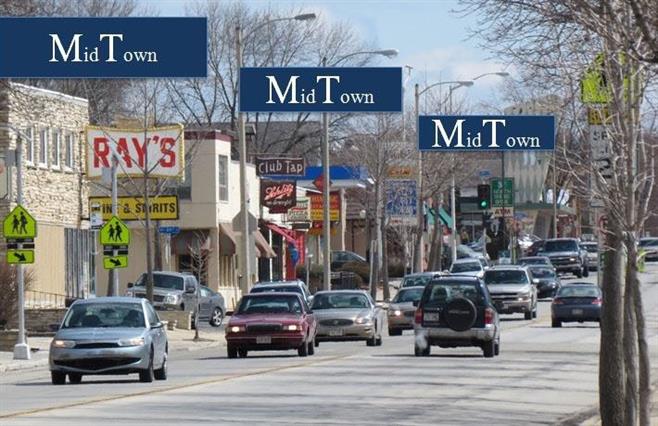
[49,297,168,385]
[538,238,589,278]
[449,258,486,279]
[580,242,599,270]
[126,272,226,327]
[225,293,317,358]
[551,283,602,327]
[525,240,545,257]
[527,265,561,298]
[517,256,553,267]
[401,272,443,289]
[387,286,424,336]
[639,237,658,261]
[331,250,368,270]
[483,265,538,320]
[413,276,500,358]
[518,234,542,253]
[311,290,385,346]
[251,280,313,305]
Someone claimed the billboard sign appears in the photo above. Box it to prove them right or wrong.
[261,180,296,213]
[418,115,555,151]
[86,125,184,179]
[385,179,417,225]
[240,67,403,113]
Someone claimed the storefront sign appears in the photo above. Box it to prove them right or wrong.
[261,180,296,213]
[240,67,403,113]
[89,195,179,221]
[287,197,310,223]
[256,157,305,177]
[86,125,184,179]
[418,115,555,151]
[309,192,340,221]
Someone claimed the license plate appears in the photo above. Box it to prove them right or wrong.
[329,329,344,337]
[572,309,583,315]
[256,336,271,344]
[423,312,439,322]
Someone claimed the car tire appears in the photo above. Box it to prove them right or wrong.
[154,350,167,381]
[308,338,315,356]
[298,340,308,357]
[238,349,248,358]
[532,305,538,319]
[68,373,82,384]
[414,343,430,357]
[366,335,377,346]
[139,349,155,383]
[314,340,319,348]
[575,269,583,278]
[583,265,589,277]
[552,319,562,328]
[375,336,383,346]
[388,328,402,336]
[209,307,224,327]
[524,311,532,320]
[482,340,495,358]
[494,339,500,356]
[227,344,238,359]
[51,371,66,385]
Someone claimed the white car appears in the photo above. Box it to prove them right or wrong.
[450,258,486,279]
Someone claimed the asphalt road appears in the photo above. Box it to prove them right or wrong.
[2,266,657,426]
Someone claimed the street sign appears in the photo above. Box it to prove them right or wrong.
[103,246,129,256]
[90,203,103,230]
[3,205,37,240]
[478,170,492,179]
[587,106,611,125]
[490,178,514,207]
[158,226,180,235]
[89,195,179,221]
[7,249,34,264]
[100,216,130,246]
[581,54,610,105]
[103,255,128,270]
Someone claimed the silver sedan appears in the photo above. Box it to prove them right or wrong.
[310,290,385,346]
[49,297,168,385]
[387,286,424,335]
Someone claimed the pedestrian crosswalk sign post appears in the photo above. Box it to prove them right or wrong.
[103,255,128,269]
[7,249,34,264]
[100,216,130,246]
[3,204,37,240]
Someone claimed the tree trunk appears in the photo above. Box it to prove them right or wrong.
[634,271,651,426]
[153,220,162,271]
[623,241,638,426]
[382,219,390,301]
[599,227,626,426]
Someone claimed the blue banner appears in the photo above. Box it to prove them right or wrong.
[0,17,207,78]
[239,67,402,112]
[418,115,555,151]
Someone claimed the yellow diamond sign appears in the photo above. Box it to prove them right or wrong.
[3,205,37,240]
[100,216,130,246]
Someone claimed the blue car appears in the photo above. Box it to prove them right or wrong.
[551,284,602,327]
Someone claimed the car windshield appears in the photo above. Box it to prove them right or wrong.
[62,303,145,328]
[251,286,303,297]
[557,286,601,298]
[311,293,370,310]
[135,274,184,290]
[451,262,481,273]
[484,270,529,285]
[393,288,424,303]
[581,244,597,253]
[519,258,548,265]
[639,239,658,247]
[543,240,578,252]
[424,282,483,308]
[529,267,556,279]
[236,295,302,315]
[402,275,432,288]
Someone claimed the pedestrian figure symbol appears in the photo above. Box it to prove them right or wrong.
[12,214,19,233]
[19,212,27,234]
[114,223,122,242]
[108,224,115,241]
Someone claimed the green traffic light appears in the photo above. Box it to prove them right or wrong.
[480,201,488,208]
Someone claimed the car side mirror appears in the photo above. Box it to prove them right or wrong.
[127,282,134,288]
[412,300,419,307]
[48,323,60,332]
[151,321,163,329]
[184,284,196,294]
[532,278,540,285]
[308,295,314,303]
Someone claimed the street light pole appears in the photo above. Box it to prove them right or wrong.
[13,135,30,360]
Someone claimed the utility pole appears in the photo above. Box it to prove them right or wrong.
[413,84,423,273]
[108,154,119,296]
[321,56,331,291]
[13,135,30,360]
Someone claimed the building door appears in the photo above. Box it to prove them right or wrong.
[65,228,90,300]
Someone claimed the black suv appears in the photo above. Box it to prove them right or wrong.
[539,238,589,278]
[413,276,501,358]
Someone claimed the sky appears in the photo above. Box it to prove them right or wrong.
[147,0,511,112]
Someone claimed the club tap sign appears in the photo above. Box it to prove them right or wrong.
[239,67,403,113]
[0,18,207,78]
[256,157,305,177]
[86,125,185,179]
[418,115,555,151]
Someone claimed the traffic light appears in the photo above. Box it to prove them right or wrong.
[477,184,491,210]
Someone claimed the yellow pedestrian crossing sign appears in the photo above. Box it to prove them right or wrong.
[100,216,130,246]
[7,249,34,264]
[103,255,128,269]
[3,205,37,240]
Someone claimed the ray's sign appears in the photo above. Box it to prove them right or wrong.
[418,115,555,151]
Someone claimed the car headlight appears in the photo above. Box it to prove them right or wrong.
[569,257,577,262]
[118,337,145,347]
[164,294,180,305]
[285,324,300,331]
[227,325,245,333]
[52,339,76,348]
[355,316,372,325]
[517,293,531,301]
[389,309,402,317]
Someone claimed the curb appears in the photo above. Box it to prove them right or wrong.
[0,358,49,374]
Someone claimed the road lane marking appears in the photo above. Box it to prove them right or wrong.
[0,354,351,419]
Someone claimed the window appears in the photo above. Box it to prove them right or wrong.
[38,128,48,166]
[52,131,61,168]
[65,133,74,169]
[25,127,34,164]
[177,166,192,200]
[218,155,228,201]
[145,303,160,327]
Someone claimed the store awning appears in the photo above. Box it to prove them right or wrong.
[254,231,276,258]
[172,230,210,255]
[266,222,298,246]
[218,223,237,255]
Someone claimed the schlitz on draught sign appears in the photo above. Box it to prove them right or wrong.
[261,180,296,213]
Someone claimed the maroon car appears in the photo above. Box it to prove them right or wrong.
[225,293,317,358]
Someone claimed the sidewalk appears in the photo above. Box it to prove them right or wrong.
[0,328,226,374]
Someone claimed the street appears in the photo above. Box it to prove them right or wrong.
[2,266,657,426]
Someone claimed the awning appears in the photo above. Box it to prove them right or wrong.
[254,231,276,258]
[218,223,237,255]
[266,223,298,246]
[172,230,210,255]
